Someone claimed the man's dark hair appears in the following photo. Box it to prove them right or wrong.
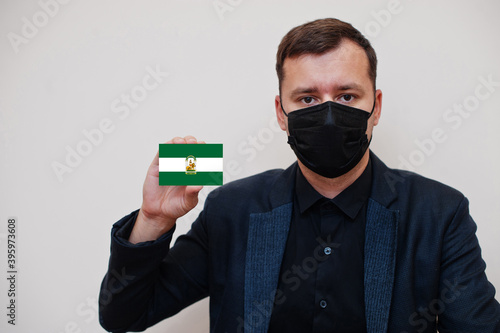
[276,18,377,92]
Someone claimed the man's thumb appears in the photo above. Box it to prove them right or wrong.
[185,186,203,207]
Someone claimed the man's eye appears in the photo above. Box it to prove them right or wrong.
[340,94,353,102]
[301,97,314,104]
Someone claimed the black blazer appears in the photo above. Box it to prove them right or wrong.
[99,151,500,332]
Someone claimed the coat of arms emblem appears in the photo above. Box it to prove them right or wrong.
[185,155,196,175]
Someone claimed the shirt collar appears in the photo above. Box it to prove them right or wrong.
[295,158,373,220]
[295,168,324,214]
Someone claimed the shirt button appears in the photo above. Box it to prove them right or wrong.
[324,247,332,255]
[320,300,327,308]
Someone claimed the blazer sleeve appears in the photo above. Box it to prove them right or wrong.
[437,196,500,332]
[99,208,210,333]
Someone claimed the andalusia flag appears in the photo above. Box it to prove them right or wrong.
[159,144,223,186]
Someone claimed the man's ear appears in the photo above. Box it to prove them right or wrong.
[275,95,288,131]
[372,89,382,126]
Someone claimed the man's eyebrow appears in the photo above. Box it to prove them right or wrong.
[289,83,365,98]
[337,83,364,91]
[290,87,319,97]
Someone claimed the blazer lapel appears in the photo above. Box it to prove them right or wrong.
[243,163,296,333]
[364,151,400,333]
[244,203,293,333]
[364,199,399,333]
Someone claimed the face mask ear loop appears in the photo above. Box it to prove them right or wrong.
[367,93,376,119]
[280,96,289,117]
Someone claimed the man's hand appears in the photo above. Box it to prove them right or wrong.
[129,136,204,244]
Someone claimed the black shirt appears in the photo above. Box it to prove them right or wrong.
[268,160,372,332]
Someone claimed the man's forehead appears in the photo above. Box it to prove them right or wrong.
[281,40,371,91]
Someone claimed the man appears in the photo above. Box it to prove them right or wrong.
[99,18,500,332]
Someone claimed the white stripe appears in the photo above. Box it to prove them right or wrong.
[159,157,223,172]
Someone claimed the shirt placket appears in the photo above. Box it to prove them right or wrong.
[312,201,344,332]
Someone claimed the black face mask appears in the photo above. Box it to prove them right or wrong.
[281,99,375,178]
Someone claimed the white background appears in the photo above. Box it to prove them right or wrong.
[1,0,499,332]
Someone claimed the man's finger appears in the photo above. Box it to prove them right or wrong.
[184,135,197,143]
[172,137,186,144]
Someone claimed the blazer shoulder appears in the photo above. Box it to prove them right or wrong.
[371,151,465,209]
[380,165,466,211]
[394,168,463,196]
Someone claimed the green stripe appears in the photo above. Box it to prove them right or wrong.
[159,144,223,158]
[159,172,223,186]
